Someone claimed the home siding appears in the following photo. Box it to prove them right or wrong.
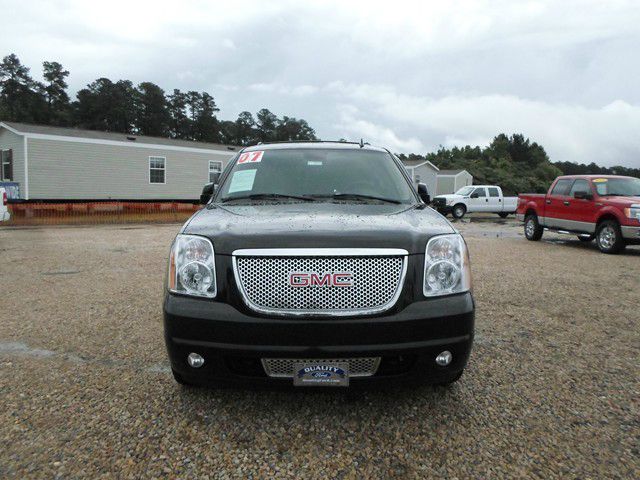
[412,164,438,198]
[455,172,473,191]
[27,138,236,200]
[0,128,26,197]
[436,176,456,195]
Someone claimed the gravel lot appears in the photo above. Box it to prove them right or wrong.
[1,216,638,479]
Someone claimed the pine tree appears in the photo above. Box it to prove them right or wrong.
[42,61,71,125]
[134,82,169,136]
[0,54,46,122]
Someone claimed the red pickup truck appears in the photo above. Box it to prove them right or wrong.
[517,175,640,254]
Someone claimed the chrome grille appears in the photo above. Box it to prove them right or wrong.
[262,358,381,378]
[233,249,407,315]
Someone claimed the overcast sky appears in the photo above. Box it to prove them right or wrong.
[2,0,640,167]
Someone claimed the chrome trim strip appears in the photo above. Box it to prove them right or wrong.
[621,225,640,239]
[542,216,562,229]
[232,248,409,257]
[232,248,408,317]
[544,217,596,233]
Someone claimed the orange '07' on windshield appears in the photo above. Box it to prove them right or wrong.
[238,151,264,164]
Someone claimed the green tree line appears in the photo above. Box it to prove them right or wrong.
[1,53,637,190]
[0,53,317,145]
[398,134,639,195]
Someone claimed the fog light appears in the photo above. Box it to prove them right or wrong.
[435,350,452,366]
[187,352,205,368]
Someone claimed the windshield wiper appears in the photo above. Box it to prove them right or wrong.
[219,193,315,203]
[313,193,402,204]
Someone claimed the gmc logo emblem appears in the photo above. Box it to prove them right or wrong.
[289,272,354,287]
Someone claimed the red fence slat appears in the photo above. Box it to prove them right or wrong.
[5,201,202,226]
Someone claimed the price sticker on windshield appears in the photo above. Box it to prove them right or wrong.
[238,151,264,164]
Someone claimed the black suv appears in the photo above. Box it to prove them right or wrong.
[164,142,474,388]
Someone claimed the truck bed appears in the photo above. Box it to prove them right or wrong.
[502,196,519,212]
[517,194,546,217]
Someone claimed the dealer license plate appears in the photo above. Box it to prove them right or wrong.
[293,362,349,387]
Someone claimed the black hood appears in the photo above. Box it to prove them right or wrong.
[182,202,455,255]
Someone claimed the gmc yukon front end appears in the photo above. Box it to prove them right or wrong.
[164,143,474,388]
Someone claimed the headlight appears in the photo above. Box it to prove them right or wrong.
[168,234,216,298]
[625,205,640,221]
[423,234,472,297]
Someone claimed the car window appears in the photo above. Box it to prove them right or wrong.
[473,188,486,197]
[550,179,572,196]
[569,179,591,196]
[456,186,474,196]
[488,187,500,197]
[592,177,640,196]
[217,148,416,204]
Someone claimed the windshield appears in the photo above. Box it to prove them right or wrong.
[217,148,416,204]
[592,177,640,197]
[455,186,474,196]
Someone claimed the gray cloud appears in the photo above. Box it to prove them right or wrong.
[1,0,639,166]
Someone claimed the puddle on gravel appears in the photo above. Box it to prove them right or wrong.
[42,270,82,276]
[146,363,171,374]
[544,239,568,245]
[0,341,170,373]
[459,229,522,239]
[0,341,56,357]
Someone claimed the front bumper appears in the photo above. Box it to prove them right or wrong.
[164,292,474,388]
[621,225,640,243]
[433,204,454,215]
[431,198,451,214]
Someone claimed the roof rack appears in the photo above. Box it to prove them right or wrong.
[253,140,367,146]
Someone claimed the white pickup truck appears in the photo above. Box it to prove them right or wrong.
[432,185,518,219]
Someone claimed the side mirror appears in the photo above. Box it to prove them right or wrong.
[200,183,216,204]
[417,183,430,204]
[470,192,479,199]
[574,191,592,200]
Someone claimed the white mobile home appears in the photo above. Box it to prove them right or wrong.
[0,122,238,201]
[436,169,473,195]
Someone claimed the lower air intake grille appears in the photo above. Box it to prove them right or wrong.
[262,358,381,378]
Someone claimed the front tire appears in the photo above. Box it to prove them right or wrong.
[524,214,543,241]
[452,204,466,219]
[596,220,626,254]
